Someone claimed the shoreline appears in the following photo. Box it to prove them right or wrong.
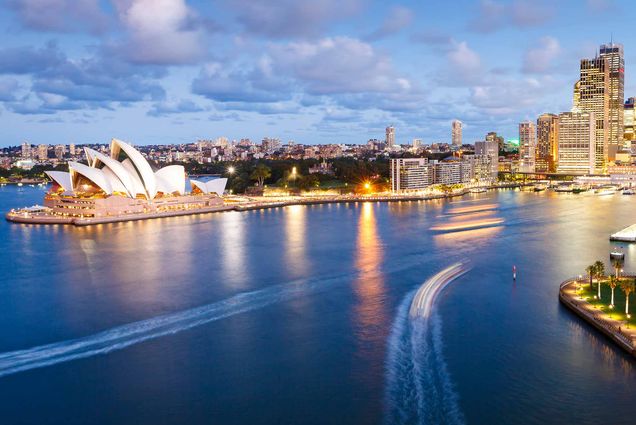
[559,278,636,357]
[5,183,522,226]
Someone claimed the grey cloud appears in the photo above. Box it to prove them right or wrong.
[8,0,109,33]
[227,0,364,38]
[148,99,206,117]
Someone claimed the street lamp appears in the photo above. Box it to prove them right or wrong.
[227,166,235,175]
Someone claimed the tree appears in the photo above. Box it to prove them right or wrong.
[594,260,605,298]
[586,264,595,290]
[612,259,622,279]
[609,276,618,308]
[250,164,271,187]
[620,279,636,315]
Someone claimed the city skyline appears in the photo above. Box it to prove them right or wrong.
[0,1,634,147]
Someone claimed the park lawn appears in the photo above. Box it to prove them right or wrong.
[578,278,636,327]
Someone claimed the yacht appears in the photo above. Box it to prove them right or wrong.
[623,188,636,195]
[595,185,617,195]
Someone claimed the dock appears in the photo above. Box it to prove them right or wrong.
[610,224,636,242]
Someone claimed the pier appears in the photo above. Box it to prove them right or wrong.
[610,224,636,242]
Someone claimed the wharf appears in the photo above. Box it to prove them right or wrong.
[610,224,636,242]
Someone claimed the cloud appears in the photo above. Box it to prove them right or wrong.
[444,41,482,84]
[0,42,166,114]
[148,99,205,116]
[522,36,561,74]
[268,37,415,95]
[111,0,206,65]
[227,0,364,38]
[8,0,109,33]
[0,79,20,101]
[469,0,553,33]
[192,61,292,103]
[364,6,414,41]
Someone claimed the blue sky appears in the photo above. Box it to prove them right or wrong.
[0,0,634,147]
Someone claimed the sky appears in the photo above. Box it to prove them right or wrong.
[0,0,634,147]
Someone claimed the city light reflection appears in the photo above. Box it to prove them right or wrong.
[285,205,309,277]
[353,202,387,373]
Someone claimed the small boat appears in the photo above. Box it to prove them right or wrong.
[595,185,617,195]
[623,189,635,195]
[533,185,546,192]
[554,185,573,193]
[17,183,23,187]
[469,187,487,193]
[610,249,625,261]
[572,185,587,194]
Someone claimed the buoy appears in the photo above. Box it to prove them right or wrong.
[513,265,517,280]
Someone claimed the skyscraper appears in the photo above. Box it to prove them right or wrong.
[536,113,559,172]
[386,126,395,148]
[451,120,462,147]
[557,112,596,174]
[599,43,625,152]
[576,54,609,172]
[625,97,635,143]
[519,121,536,173]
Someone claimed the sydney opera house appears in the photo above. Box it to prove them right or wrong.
[34,138,228,220]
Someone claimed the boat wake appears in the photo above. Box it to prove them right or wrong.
[385,263,469,425]
[0,277,335,378]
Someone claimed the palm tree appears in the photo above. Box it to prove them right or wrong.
[594,260,605,299]
[620,279,636,315]
[608,275,618,308]
[586,264,595,290]
[613,259,622,279]
[250,164,271,187]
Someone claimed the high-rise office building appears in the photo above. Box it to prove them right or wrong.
[575,43,624,171]
[519,121,536,173]
[557,112,596,174]
[386,126,395,148]
[625,97,635,143]
[452,120,462,146]
[599,43,625,152]
[69,144,76,156]
[536,113,559,172]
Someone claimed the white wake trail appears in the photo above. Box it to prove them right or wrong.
[385,263,469,425]
[0,277,338,378]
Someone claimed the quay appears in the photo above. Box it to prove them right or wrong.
[6,188,509,226]
[559,278,636,356]
[610,224,636,242]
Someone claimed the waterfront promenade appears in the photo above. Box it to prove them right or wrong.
[559,278,636,356]
[6,184,522,226]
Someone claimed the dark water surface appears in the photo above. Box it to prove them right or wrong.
[1,185,635,424]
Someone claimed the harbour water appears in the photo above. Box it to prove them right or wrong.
[1,185,636,424]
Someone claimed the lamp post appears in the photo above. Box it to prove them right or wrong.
[227,166,235,175]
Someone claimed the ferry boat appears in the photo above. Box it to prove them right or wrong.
[533,184,547,192]
[554,184,573,193]
[572,185,587,194]
[595,185,617,195]
[623,189,636,195]
[469,187,488,193]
